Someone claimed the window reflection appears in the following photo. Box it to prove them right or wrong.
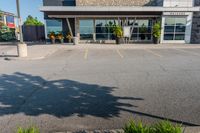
[164,17,186,40]
[80,19,94,40]
[46,19,62,34]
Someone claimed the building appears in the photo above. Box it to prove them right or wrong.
[0,11,16,29]
[40,0,200,44]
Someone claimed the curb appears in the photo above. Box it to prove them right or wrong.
[53,127,200,133]
[3,48,60,61]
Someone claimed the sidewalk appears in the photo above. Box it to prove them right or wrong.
[1,43,200,60]
[0,44,64,60]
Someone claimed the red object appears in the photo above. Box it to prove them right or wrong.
[7,23,15,28]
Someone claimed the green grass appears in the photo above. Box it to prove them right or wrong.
[152,121,182,133]
[17,127,40,133]
[123,120,182,133]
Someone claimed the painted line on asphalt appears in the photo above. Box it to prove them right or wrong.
[116,49,124,58]
[175,48,200,56]
[144,49,163,58]
[84,48,89,59]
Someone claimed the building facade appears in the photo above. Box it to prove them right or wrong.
[0,11,16,29]
[40,0,200,44]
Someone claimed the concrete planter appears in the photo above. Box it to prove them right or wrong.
[17,43,28,57]
[116,37,124,44]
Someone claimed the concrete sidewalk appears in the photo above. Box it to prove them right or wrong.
[1,43,200,60]
[0,44,64,60]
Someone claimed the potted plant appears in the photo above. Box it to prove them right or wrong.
[57,33,64,43]
[66,32,73,43]
[48,32,56,44]
[113,25,124,44]
[139,24,147,40]
[153,21,161,44]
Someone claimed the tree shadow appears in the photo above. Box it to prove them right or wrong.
[0,72,142,118]
[0,72,199,126]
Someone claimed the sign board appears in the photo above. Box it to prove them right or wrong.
[163,12,191,16]
[123,26,131,38]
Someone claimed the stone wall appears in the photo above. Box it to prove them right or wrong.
[195,0,200,6]
[76,0,162,6]
[191,12,200,43]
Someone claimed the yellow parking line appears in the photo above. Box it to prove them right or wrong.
[84,48,89,59]
[175,48,200,56]
[116,49,124,58]
[144,49,163,58]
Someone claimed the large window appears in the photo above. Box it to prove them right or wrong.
[128,19,153,41]
[63,0,76,6]
[95,19,118,40]
[46,19,62,35]
[164,17,186,40]
[0,15,4,21]
[80,19,94,40]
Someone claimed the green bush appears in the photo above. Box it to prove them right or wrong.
[113,25,123,38]
[0,26,15,41]
[152,121,182,133]
[17,127,40,133]
[124,120,182,133]
[124,120,152,133]
[24,15,44,26]
[153,21,161,39]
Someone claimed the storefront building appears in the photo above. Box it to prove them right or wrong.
[0,11,16,29]
[40,0,200,44]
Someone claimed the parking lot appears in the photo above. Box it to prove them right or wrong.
[0,45,200,132]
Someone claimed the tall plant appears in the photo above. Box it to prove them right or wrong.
[113,25,123,38]
[153,21,161,39]
[153,21,161,44]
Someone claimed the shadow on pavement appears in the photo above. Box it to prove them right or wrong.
[0,72,142,118]
[0,72,199,126]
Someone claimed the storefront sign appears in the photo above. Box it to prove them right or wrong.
[163,12,190,16]
[123,26,131,38]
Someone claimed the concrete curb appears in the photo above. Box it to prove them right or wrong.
[53,127,200,133]
[3,48,60,61]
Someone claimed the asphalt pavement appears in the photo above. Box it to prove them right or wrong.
[0,46,200,133]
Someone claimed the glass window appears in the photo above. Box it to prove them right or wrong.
[95,19,118,40]
[175,34,185,40]
[46,19,62,34]
[164,34,174,40]
[164,17,186,41]
[165,18,175,26]
[0,15,4,21]
[175,18,186,26]
[63,0,76,6]
[175,26,186,33]
[79,19,94,40]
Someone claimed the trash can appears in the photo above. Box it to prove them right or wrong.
[73,37,79,45]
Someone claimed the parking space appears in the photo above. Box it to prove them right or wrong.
[1,46,200,132]
[64,48,200,61]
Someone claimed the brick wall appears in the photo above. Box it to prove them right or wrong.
[191,12,200,43]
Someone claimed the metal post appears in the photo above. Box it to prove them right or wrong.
[16,0,23,43]
[16,0,27,57]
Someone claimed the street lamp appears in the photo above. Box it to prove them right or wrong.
[16,0,27,57]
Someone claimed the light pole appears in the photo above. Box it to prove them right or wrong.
[16,0,27,57]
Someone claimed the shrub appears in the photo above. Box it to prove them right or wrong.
[17,126,40,133]
[124,120,182,133]
[0,26,15,41]
[113,25,123,38]
[152,121,182,133]
[153,21,161,39]
[24,15,43,26]
[123,120,152,133]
